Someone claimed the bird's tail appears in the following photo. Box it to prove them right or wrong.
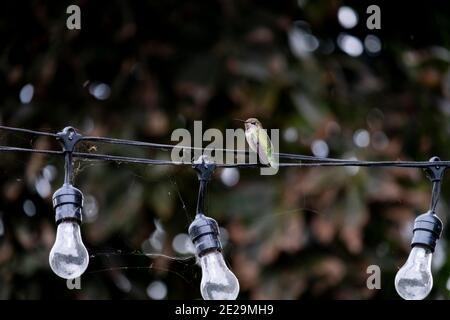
[269,155,279,169]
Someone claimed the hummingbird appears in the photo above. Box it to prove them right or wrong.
[238,118,277,169]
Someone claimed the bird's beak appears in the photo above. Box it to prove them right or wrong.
[234,118,247,123]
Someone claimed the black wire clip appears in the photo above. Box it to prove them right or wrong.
[56,126,83,153]
[193,155,216,182]
[424,156,446,183]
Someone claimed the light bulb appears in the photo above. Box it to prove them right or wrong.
[49,220,89,279]
[199,249,239,300]
[50,183,89,279]
[395,245,433,300]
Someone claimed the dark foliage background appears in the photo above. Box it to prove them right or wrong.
[1,0,450,299]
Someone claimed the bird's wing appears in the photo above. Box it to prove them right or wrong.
[256,128,276,167]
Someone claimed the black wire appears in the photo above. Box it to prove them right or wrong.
[276,152,346,162]
[64,152,73,184]
[1,126,450,169]
[430,181,441,212]
[81,135,348,162]
[277,160,450,168]
[2,145,450,169]
[72,151,190,166]
[0,125,420,164]
[81,133,437,164]
[81,136,180,151]
[0,125,57,137]
[0,146,192,166]
[82,135,251,155]
[0,146,63,156]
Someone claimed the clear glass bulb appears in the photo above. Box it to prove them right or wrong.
[199,250,239,300]
[395,245,433,300]
[49,221,89,279]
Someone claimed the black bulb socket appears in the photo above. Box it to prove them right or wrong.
[52,183,83,224]
[411,212,443,252]
[188,214,222,256]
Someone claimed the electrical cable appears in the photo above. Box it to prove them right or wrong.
[0,126,449,169]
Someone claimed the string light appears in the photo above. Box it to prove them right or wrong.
[188,156,240,300]
[0,125,449,299]
[49,127,89,279]
[395,157,445,300]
